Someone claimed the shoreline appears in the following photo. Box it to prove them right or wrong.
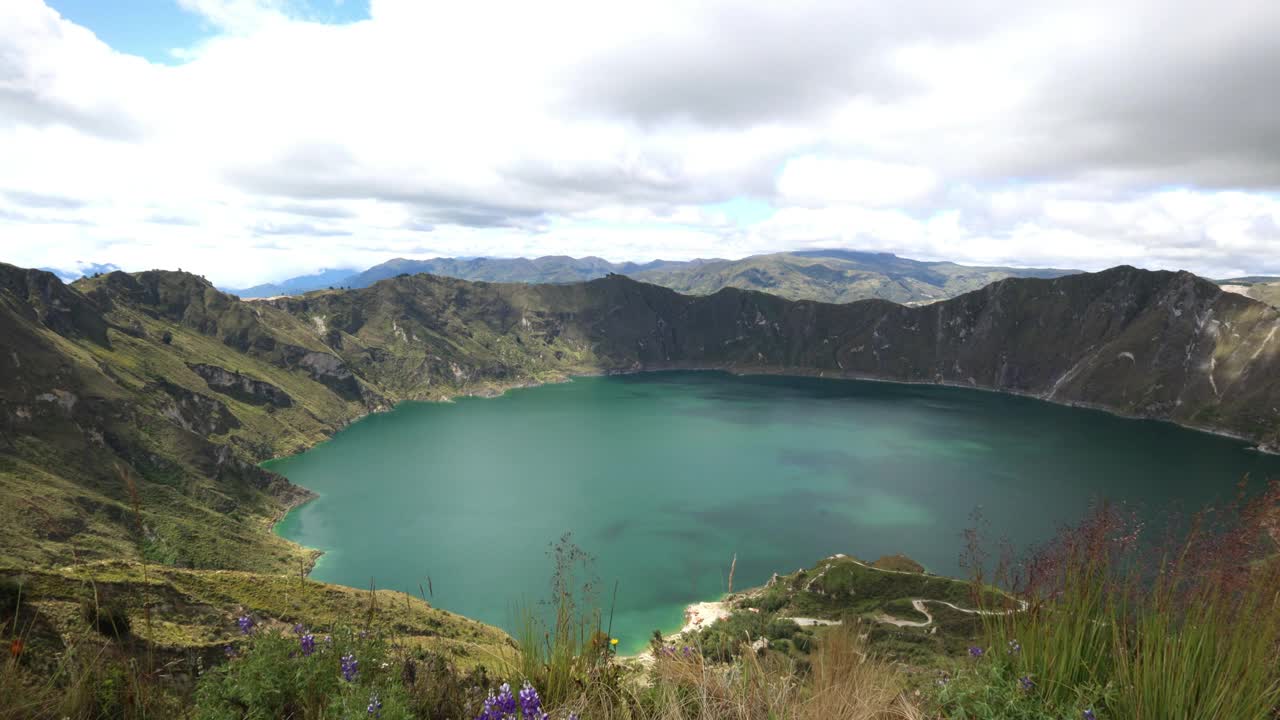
[268,363,1278,579]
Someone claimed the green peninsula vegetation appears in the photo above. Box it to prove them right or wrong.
[2,260,1280,717]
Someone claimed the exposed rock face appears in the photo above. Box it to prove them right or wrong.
[187,363,293,408]
[155,381,241,436]
[290,349,363,401]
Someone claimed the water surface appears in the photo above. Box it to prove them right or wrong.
[271,372,1280,653]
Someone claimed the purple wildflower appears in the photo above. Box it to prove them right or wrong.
[1082,711,1096,720]
[237,616,254,635]
[495,683,517,716]
[293,623,305,635]
[1019,676,1035,692]
[476,690,499,720]
[324,635,333,645]
[968,646,984,658]
[223,645,236,658]
[568,714,579,720]
[1007,639,1021,655]
[341,653,358,682]
[367,693,383,717]
[300,633,316,657]
[519,681,543,719]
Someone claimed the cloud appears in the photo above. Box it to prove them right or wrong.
[3,189,87,209]
[776,156,939,209]
[0,0,1277,287]
[251,221,352,237]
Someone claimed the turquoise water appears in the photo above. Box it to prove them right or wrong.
[271,372,1280,653]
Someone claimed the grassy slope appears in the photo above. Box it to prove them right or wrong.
[1249,282,1280,308]
[1,561,512,667]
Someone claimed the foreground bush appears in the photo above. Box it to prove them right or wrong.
[195,622,411,720]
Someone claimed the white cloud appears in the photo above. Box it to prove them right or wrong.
[0,0,1278,286]
[777,156,939,209]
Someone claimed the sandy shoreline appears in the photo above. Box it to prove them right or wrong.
[679,600,733,636]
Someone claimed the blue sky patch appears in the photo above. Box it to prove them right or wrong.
[704,197,776,226]
[46,0,370,63]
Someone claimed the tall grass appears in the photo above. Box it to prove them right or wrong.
[642,624,918,720]
[961,482,1280,719]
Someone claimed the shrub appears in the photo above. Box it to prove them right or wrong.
[764,618,800,640]
[195,624,411,719]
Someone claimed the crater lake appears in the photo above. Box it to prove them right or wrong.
[270,371,1280,653]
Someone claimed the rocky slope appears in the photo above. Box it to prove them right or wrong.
[2,262,1279,575]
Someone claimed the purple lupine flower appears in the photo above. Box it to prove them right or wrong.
[341,653,358,682]
[495,683,517,716]
[293,623,305,635]
[1082,711,1096,720]
[237,616,254,635]
[300,633,316,657]
[476,690,499,720]
[367,693,383,717]
[567,714,579,720]
[519,681,543,719]
[223,645,236,658]
[324,635,333,645]
[968,646,984,658]
[1019,676,1035,692]
[1007,639,1021,655]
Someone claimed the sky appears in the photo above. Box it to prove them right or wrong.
[1,0,1279,287]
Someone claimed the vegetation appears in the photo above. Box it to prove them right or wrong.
[4,484,1280,717]
[936,483,1280,719]
[1215,277,1280,308]
[4,262,1280,717]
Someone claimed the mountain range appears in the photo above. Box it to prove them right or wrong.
[3,261,1278,579]
[226,250,1079,305]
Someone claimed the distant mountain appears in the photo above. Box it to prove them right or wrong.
[233,251,1079,305]
[1215,277,1280,308]
[629,250,1078,305]
[38,262,121,283]
[227,267,360,298]
[342,255,687,287]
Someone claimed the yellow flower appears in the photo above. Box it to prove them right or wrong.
[610,638,619,646]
